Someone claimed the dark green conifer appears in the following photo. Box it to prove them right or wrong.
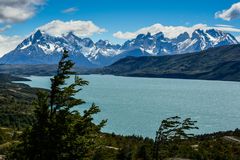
[9,50,106,160]
[153,116,198,160]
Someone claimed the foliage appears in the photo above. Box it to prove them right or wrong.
[84,130,240,160]
[8,50,106,160]
[154,116,198,160]
[0,82,39,129]
[156,116,198,141]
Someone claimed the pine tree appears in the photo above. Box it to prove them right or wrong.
[153,116,198,160]
[9,50,106,160]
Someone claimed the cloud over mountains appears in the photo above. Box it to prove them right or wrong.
[215,2,240,21]
[37,20,106,37]
[113,23,240,40]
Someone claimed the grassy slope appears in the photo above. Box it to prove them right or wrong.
[0,74,47,129]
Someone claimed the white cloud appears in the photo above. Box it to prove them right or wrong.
[215,24,234,28]
[62,7,78,13]
[213,25,240,33]
[0,0,45,23]
[38,20,106,37]
[215,2,240,21]
[113,23,240,40]
[0,35,23,57]
[0,0,44,56]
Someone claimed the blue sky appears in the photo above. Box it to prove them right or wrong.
[0,0,240,56]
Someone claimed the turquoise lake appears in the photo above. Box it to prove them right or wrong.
[20,75,240,138]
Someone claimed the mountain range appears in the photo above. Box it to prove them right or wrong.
[97,44,240,81]
[0,29,238,67]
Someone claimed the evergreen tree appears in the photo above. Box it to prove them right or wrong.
[135,144,151,160]
[9,50,106,160]
[153,116,198,160]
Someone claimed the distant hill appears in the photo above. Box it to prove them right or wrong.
[0,73,30,82]
[99,44,240,81]
[0,64,90,76]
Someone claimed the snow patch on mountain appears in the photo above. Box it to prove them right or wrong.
[0,28,238,67]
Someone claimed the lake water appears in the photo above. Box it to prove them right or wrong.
[20,75,240,138]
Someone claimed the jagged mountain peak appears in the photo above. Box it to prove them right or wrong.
[191,29,206,39]
[173,32,190,43]
[206,29,222,37]
[95,40,121,52]
[136,33,147,39]
[153,32,165,39]
[145,32,152,38]
[0,28,238,67]
[28,30,48,44]
[135,32,155,40]
[64,31,81,40]
[32,30,44,39]
[96,39,111,47]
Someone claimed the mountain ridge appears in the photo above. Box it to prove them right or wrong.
[0,29,238,67]
[97,44,240,81]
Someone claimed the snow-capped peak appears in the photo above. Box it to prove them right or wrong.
[1,29,238,67]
